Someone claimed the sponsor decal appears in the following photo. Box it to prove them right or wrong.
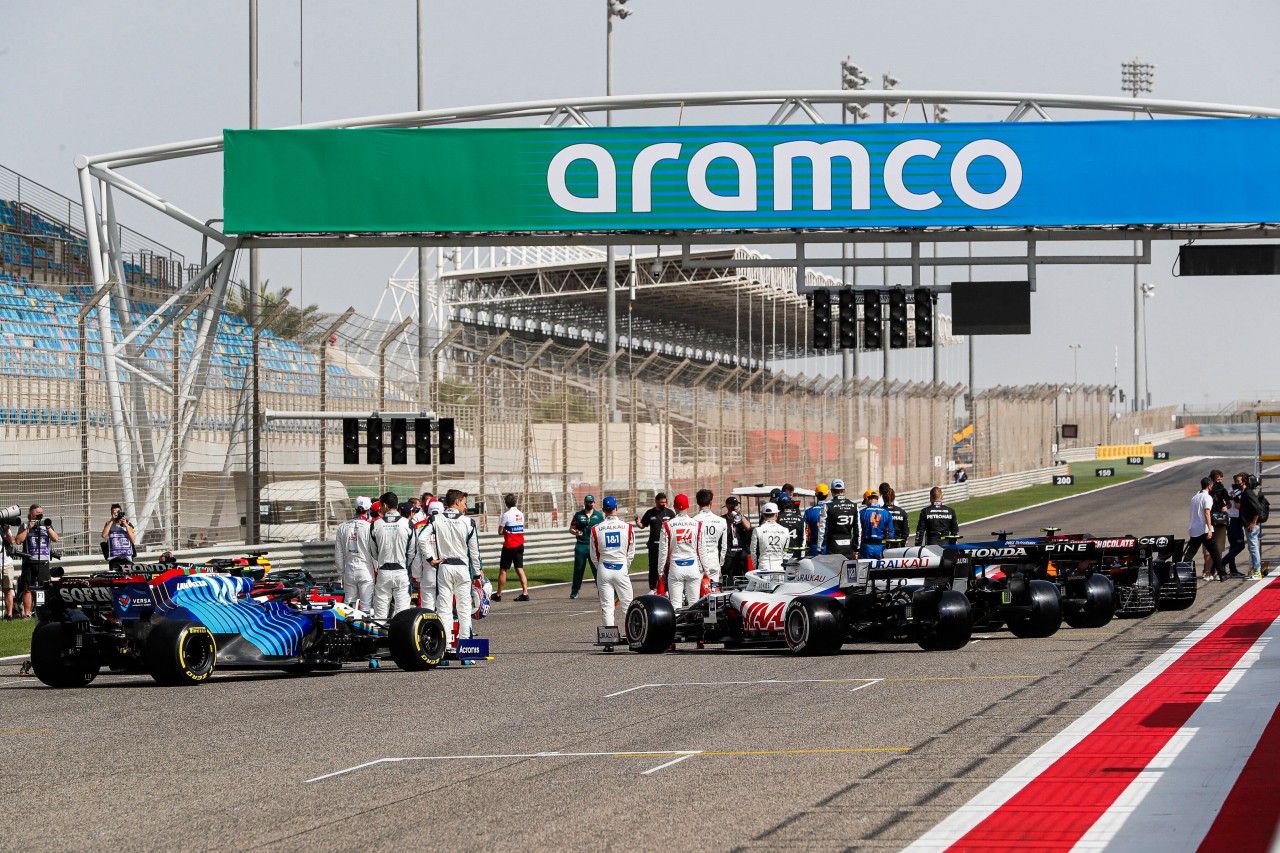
[969,547,1029,559]
[1044,542,1091,554]
[457,638,490,660]
[869,557,933,569]
[175,579,206,591]
[741,600,786,633]
[1093,538,1138,549]
[57,586,114,604]
[1137,535,1172,548]
[596,626,622,645]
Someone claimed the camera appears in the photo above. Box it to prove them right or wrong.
[0,505,19,526]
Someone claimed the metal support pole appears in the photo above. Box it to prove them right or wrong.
[78,282,114,553]
[377,315,414,494]
[1133,240,1143,411]
[247,0,261,544]
[416,0,431,411]
[168,288,211,549]
[318,308,354,540]
[604,1,618,423]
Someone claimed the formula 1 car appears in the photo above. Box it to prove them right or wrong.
[30,564,447,687]
[624,545,973,655]
[1039,534,1195,617]
[946,539,1063,638]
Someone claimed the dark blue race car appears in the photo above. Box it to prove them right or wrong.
[32,566,447,687]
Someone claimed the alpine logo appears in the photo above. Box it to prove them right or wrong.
[1044,542,1091,554]
[741,600,786,633]
[969,547,1028,559]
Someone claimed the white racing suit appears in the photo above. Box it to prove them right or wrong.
[369,512,413,621]
[411,522,437,611]
[589,516,635,628]
[423,509,483,650]
[694,509,728,587]
[658,513,705,609]
[750,520,792,572]
[334,516,375,609]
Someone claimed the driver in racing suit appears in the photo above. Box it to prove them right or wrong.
[411,500,446,610]
[421,488,483,663]
[369,491,413,621]
[750,502,791,572]
[334,496,376,609]
[693,489,728,589]
[915,487,960,546]
[858,490,894,559]
[658,493,705,611]
[804,484,829,556]
[776,494,806,559]
[818,479,859,558]
[588,496,635,630]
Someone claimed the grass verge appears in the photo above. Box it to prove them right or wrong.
[0,618,34,658]
[514,554,650,589]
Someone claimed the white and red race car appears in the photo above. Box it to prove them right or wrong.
[623,545,973,655]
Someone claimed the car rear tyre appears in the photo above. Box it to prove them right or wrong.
[388,608,447,670]
[626,595,676,653]
[146,620,216,686]
[30,622,100,688]
[918,589,973,651]
[784,596,844,655]
[1063,573,1116,629]
[1008,580,1062,639]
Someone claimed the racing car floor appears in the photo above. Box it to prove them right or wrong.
[1,436,1275,852]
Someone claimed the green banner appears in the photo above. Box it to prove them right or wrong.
[223,121,1280,234]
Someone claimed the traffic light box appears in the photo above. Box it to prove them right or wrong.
[862,292,882,350]
[913,288,933,347]
[339,417,455,466]
[888,290,909,349]
[811,289,832,350]
[837,290,858,349]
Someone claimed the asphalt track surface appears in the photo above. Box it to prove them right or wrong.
[0,436,1270,852]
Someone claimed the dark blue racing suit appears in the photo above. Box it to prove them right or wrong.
[858,504,894,559]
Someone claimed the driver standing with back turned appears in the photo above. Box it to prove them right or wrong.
[589,497,635,632]
[916,487,960,546]
[818,479,859,558]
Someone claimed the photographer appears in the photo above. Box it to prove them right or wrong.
[15,504,58,619]
[101,503,137,572]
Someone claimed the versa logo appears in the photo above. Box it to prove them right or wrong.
[548,138,1022,214]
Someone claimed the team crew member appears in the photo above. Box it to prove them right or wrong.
[804,484,829,556]
[411,500,445,610]
[335,497,376,609]
[819,479,859,557]
[423,489,483,662]
[589,497,635,629]
[879,486,909,543]
[369,491,413,621]
[776,494,806,559]
[637,493,675,591]
[658,494,705,612]
[693,489,728,588]
[15,504,58,620]
[750,503,791,572]
[101,504,137,572]
[858,490,894,559]
[569,496,604,600]
[495,494,530,602]
[722,496,751,584]
[915,487,959,546]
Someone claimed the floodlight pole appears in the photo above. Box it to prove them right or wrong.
[317,307,355,540]
[416,0,431,413]
[1122,58,1154,412]
[605,1,620,423]
[378,316,414,492]
[247,0,262,543]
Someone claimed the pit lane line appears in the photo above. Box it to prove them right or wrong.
[604,673,1038,699]
[303,746,912,783]
[903,575,1280,853]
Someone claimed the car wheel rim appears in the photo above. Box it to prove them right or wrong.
[181,632,213,674]
[786,609,806,645]
[626,608,646,641]
[418,617,446,659]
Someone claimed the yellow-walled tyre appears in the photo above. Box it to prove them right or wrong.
[388,608,446,670]
[146,620,216,686]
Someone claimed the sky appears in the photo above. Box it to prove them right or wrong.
[2,0,1279,409]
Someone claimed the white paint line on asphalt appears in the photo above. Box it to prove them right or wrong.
[604,677,880,698]
[849,679,882,694]
[306,749,702,783]
[641,751,702,775]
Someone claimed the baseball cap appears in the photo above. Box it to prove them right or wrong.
[427,500,444,515]
[355,496,372,511]
[603,496,618,511]
[863,489,878,501]
[673,493,690,511]
[832,478,846,491]
[815,483,829,496]
[725,496,740,506]
[762,502,779,515]
[584,494,595,503]
[777,494,792,507]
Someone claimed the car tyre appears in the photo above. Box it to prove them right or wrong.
[918,589,972,651]
[1063,573,1116,629]
[1008,580,1062,639]
[30,622,100,688]
[626,595,676,653]
[784,596,844,655]
[388,608,447,670]
[146,619,217,686]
